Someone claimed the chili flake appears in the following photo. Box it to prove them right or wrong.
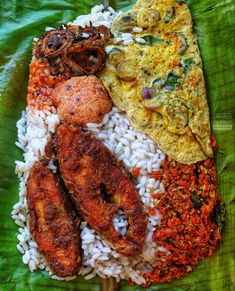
[143,157,223,285]
[132,167,140,176]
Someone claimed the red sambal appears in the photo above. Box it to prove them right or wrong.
[142,157,224,285]
[27,58,70,109]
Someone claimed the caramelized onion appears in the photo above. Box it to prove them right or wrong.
[63,44,106,75]
[35,25,111,76]
[78,26,112,45]
[141,87,154,99]
[79,26,99,42]
[96,25,112,42]
[39,29,74,58]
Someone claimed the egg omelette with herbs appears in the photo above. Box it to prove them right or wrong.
[100,0,212,164]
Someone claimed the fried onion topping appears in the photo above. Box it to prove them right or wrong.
[38,29,74,58]
[34,25,112,76]
[62,44,106,75]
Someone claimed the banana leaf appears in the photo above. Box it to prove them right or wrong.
[0,0,234,290]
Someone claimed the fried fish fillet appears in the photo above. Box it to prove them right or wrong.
[55,124,147,256]
[27,161,81,277]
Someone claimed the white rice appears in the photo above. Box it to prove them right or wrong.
[70,5,145,46]
[70,5,117,29]
[12,5,168,285]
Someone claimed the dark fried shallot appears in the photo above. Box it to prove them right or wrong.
[78,26,100,42]
[38,29,74,58]
[34,25,111,76]
[62,44,106,75]
[96,25,112,42]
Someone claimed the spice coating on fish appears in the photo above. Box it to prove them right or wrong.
[55,124,148,256]
[27,161,81,277]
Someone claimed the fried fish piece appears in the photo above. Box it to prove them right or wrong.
[27,161,81,277]
[55,124,147,256]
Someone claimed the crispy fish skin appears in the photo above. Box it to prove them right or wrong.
[27,161,81,277]
[55,124,147,256]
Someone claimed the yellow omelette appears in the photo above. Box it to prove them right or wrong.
[100,0,213,164]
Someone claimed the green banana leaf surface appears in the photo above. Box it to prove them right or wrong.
[0,0,234,290]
